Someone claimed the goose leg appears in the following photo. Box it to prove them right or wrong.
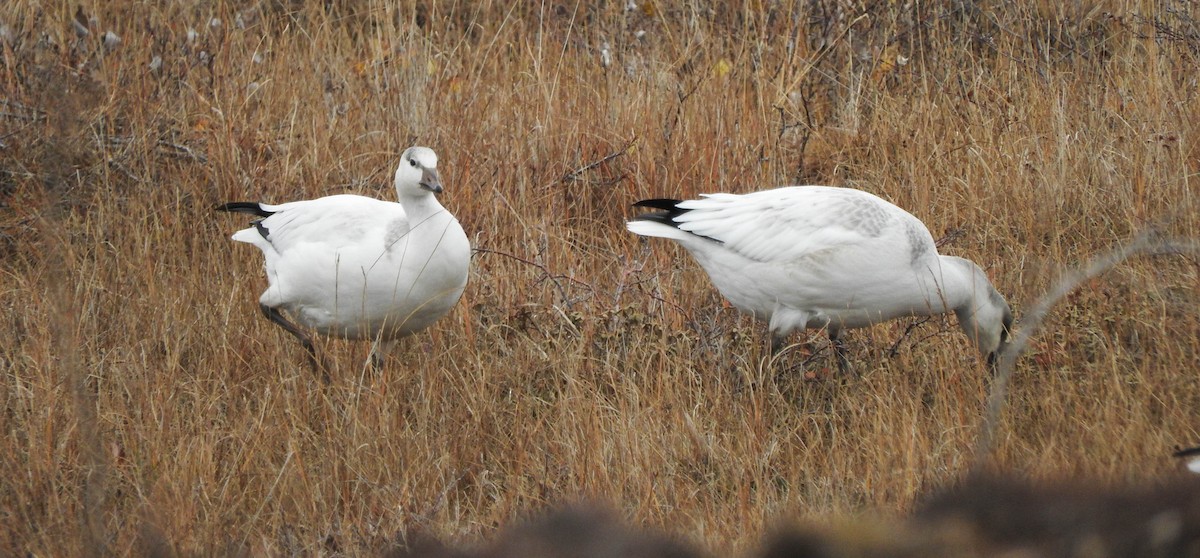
[368,338,395,371]
[829,329,854,376]
[769,333,787,356]
[986,351,1001,377]
[261,304,330,384]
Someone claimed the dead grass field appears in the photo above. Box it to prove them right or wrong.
[1,0,1199,555]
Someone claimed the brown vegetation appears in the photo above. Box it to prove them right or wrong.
[389,475,1200,557]
[1,0,1198,555]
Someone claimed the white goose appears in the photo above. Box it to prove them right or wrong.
[218,146,470,377]
[627,186,1012,370]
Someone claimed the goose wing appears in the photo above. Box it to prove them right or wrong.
[670,186,903,263]
[234,195,403,255]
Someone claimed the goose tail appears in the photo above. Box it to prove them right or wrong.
[631,199,686,223]
[627,198,722,243]
[217,202,275,244]
[627,198,686,239]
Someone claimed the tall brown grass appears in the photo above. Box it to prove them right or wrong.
[1,0,1198,555]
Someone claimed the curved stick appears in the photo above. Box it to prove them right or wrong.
[974,232,1200,469]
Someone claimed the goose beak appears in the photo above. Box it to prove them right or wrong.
[420,167,443,193]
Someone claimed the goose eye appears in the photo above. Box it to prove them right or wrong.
[408,159,418,168]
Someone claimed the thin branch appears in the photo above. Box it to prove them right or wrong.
[106,159,142,184]
[887,316,935,358]
[156,139,209,163]
[0,110,43,122]
[102,135,209,164]
[935,227,966,248]
[561,137,637,183]
[0,98,46,120]
[624,242,695,321]
[973,232,1200,470]
[473,247,594,309]
[609,254,642,311]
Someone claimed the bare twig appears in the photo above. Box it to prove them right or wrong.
[0,110,43,122]
[0,98,46,121]
[609,254,642,311]
[156,139,209,163]
[473,247,594,309]
[642,285,692,319]
[935,227,966,248]
[561,137,637,183]
[106,159,142,184]
[625,242,695,320]
[102,135,209,164]
[974,231,1200,469]
[0,168,36,179]
[887,316,935,358]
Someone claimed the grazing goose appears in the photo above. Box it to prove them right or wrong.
[217,146,470,377]
[627,185,1012,371]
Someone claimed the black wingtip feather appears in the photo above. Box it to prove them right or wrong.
[632,198,683,211]
[630,198,689,228]
[630,197,724,243]
[215,201,273,218]
[1175,446,1200,458]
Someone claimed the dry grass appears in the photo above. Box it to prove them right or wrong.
[1,0,1198,555]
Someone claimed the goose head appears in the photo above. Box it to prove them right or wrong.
[948,258,1014,368]
[974,287,1014,369]
[395,146,442,198]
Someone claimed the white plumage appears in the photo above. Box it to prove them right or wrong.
[218,146,470,375]
[627,185,1012,368]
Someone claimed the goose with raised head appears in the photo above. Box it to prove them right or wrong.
[218,146,470,379]
[627,185,1012,371]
